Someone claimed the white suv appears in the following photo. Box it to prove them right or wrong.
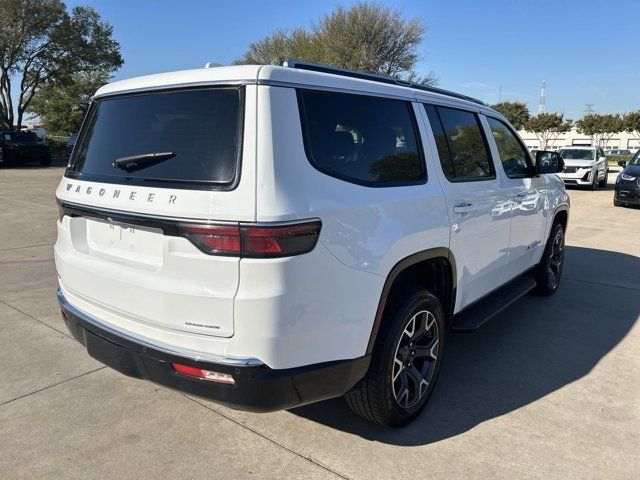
[558,146,609,189]
[55,61,569,427]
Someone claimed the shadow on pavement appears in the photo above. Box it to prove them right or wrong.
[565,183,616,192]
[290,246,639,445]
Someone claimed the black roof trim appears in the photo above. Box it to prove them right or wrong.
[281,60,486,106]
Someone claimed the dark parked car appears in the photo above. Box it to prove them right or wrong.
[605,149,631,157]
[614,152,640,207]
[0,131,51,166]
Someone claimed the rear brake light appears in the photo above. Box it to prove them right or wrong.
[172,363,235,385]
[180,225,241,256]
[179,220,321,258]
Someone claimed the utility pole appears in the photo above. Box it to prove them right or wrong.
[584,104,595,114]
[498,85,503,102]
[538,80,546,114]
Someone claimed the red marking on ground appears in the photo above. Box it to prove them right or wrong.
[0,258,54,265]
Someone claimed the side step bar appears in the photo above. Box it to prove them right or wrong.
[451,274,537,332]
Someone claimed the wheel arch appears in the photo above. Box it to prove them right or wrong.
[553,204,569,231]
[366,248,456,355]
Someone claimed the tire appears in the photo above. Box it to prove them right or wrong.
[533,222,565,296]
[589,171,597,190]
[1,149,13,167]
[40,156,52,167]
[345,288,445,427]
[598,170,607,187]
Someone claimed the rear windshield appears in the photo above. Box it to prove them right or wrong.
[559,149,594,160]
[68,88,243,189]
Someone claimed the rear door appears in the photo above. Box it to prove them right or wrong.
[422,104,510,311]
[55,86,255,338]
[483,116,548,280]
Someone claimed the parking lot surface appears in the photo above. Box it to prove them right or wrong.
[1,165,638,480]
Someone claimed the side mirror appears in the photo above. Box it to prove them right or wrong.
[618,160,627,167]
[536,150,564,174]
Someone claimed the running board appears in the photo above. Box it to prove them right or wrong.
[451,274,537,332]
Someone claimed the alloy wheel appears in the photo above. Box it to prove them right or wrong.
[391,310,439,409]
[547,228,565,289]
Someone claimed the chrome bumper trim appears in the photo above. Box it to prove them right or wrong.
[57,289,265,367]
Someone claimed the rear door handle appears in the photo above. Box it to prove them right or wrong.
[452,203,475,214]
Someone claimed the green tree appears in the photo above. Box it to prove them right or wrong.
[235,2,436,85]
[234,28,318,67]
[575,113,623,148]
[623,110,640,143]
[525,113,572,150]
[28,70,108,135]
[490,101,530,130]
[0,0,123,130]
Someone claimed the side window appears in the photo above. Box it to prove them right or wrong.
[486,117,533,178]
[424,105,494,180]
[297,89,425,186]
[423,105,454,179]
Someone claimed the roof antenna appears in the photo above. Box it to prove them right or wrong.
[538,80,546,114]
[204,62,223,69]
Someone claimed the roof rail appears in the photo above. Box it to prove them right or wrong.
[281,59,486,106]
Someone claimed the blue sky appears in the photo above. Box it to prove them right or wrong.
[68,0,640,119]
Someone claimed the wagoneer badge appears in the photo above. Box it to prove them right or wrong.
[64,182,178,205]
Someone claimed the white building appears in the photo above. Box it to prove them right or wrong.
[517,127,640,152]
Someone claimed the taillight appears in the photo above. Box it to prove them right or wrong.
[180,225,241,256]
[179,220,321,258]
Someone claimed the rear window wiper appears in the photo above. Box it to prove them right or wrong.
[113,152,176,172]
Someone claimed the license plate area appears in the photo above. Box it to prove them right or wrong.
[82,218,164,267]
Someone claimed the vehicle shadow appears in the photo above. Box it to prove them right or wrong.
[564,183,616,192]
[290,246,639,445]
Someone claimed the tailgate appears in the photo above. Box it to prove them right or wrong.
[55,211,238,337]
[54,85,258,339]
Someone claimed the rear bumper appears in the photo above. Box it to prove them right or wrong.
[58,289,369,412]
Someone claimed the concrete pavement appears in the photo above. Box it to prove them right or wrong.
[1,165,638,479]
